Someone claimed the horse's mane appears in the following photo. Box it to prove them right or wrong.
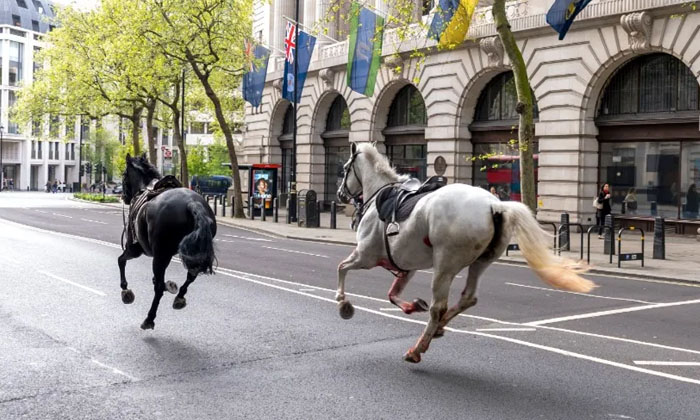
[129,155,161,181]
[356,143,409,182]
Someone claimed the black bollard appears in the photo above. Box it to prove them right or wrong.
[650,201,657,216]
[604,214,615,256]
[274,198,279,223]
[214,195,218,216]
[222,195,226,217]
[653,217,665,260]
[249,197,255,220]
[621,201,626,214]
[317,201,324,227]
[286,197,291,224]
[230,196,235,218]
[261,201,266,221]
[560,213,570,252]
[330,201,337,230]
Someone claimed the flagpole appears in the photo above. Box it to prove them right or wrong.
[282,15,340,43]
[288,0,300,224]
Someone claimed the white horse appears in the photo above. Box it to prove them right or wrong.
[335,143,595,363]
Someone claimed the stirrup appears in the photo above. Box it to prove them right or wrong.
[386,221,400,236]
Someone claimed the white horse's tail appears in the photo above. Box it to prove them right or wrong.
[493,201,595,293]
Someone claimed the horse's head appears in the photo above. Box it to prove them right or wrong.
[122,153,160,205]
[338,143,364,204]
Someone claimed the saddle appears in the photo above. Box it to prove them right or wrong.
[127,175,182,244]
[376,176,446,236]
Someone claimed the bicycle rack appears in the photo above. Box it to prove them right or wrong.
[617,226,645,268]
[557,223,584,260]
[586,225,614,265]
[506,221,558,256]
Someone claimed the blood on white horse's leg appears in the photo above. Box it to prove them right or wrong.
[387,271,427,314]
[435,261,490,337]
[403,273,452,363]
[336,249,362,319]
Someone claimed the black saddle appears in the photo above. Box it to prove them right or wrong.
[376,176,446,226]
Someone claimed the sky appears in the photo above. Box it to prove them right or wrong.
[51,0,98,11]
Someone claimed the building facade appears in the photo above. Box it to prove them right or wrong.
[243,0,700,233]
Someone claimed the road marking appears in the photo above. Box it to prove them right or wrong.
[216,268,700,386]
[0,218,122,250]
[418,270,463,279]
[262,246,329,258]
[505,282,655,304]
[475,328,537,332]
[90,359,140,381]
[224,234,273,242]
[38,270,106,296]
[379,307,402,311]
[525,298,700,326]
[80,218,108,225]
[52,213,73,218]
[34,209,48,214]
[298,288,316,292]
[633,361,700,366]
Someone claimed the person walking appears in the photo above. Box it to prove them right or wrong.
[52,180,58,194]
[686,184,698,219]
[596,183,612,238]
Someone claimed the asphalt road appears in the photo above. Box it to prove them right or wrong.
[1,192,700,419]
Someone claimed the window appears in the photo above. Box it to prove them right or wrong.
[387,85,426,127]
[32,119,41,137]
[31,141,36,159]
[325,96,350,132]
[473,142,539,201]
[190,122,205,134]
[12,15,21,27]
[422,0,434,15]
[54,142,59,160]
[65,116,75,139]
[33,0,44,13]
[9,42,24,86]
[17,0,28,8]
[37,141,42,159]
[48,141,54,160]
[279,105,294,193]
[387,144,427,181]
[8,91,19,134]
[161,129,169,146]
[49,114,59,138]
[65,143,70,160]
[32,20,39,32]
[205,123,215,134]
[324,145,350,203]
[70,143,75,160]
[10,29,25,37]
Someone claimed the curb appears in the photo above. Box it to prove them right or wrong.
[69,196,124,209]
[215,217,356,246]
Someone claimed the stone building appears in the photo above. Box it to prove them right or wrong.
[243,0,700,233]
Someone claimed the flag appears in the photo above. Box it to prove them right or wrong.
[428,0,478,48]
[546,0,592,40]
[282,28,316,103]
[242,40,270,108]
[346,2,384,96]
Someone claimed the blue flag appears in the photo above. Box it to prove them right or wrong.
[347,2,384,96]
[242,43,270,108]
[546,0,592,40]
[282,27,316,104]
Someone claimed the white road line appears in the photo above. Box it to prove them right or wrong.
[224,234,273,242]
[298,288,316,292]
[458,314,523,325]
[91,359,140,381]
[80,218,108,225]
[379,307,402,311]
[34,209,48,214]
[217,268,700,386]
[262,246,329,258]
[525,298,700,326]
[38,270,106,296]
[52,213,73,218]
[418,270,463,278]
[634,361,700,366]
[475,328,537,332]
[505,282,655,304]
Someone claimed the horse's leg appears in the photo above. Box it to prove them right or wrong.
[117,243,144,304]
[434,261,490,338]
[172,271,197,310]
[336,248,364,320]
[403,266,455,363]
[387,271,428,314]
[141,254,172,330]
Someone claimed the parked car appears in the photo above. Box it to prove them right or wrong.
[112,184,123,194]
[190,175,232,195]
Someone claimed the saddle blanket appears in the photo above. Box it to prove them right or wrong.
[376,177,445,223]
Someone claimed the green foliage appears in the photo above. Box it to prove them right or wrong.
[74,192,119,203]
[187,140,233,177]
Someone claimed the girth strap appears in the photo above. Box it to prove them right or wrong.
[383,227,408,276]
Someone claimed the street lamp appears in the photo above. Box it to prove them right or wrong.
[77,117,85,192]
[0,125,4,192]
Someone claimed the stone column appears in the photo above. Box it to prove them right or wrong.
[20,139,30,190]
[273,1,296,52]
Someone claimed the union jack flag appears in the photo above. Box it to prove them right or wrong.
[284,21,296,64]
[244,38,255,71]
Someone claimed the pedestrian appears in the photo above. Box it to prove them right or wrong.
[595,183,612,238]
[624,188,637,214]
[489,186,499,198]
[45,180,52,193]
[9,178,13,191]
[52,180,58,194]
[685,184,698,219]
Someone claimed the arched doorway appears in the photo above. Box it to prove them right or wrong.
[279,104,294,195]
[470,71,538,201]
[595,53,700,232]
[383,85,427,181]
[321,95,351,204]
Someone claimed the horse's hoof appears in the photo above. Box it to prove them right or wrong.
[165,281,178,294]
[434,327,445,338]
[121,289,135,304]
[140,320,155,330]
[339,300,355,320]
[173,297,187,310]
[403,349,421,363]
[413,298,429,312]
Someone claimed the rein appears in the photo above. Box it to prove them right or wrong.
[122,178,159,250]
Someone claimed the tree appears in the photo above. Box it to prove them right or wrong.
[493,0,536,212]
[142,0,253,218]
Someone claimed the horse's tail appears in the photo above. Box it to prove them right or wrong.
[178,201,216,275]
[492,201,595,293]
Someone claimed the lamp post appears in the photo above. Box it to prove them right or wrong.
[288,0,300,223]
[0,125,4,192]
[77,117,84,192]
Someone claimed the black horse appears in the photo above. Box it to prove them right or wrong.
[119,153,217,330]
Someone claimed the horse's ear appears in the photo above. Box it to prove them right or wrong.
[141,153,148,161]
[371,140,377,148]
[126,153,132,163]
[351,142,357,155]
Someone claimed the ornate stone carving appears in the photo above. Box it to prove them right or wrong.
[273,78,282,93]
[319,68,335,90]
[620,11,652,52]
[480,36,504,67]
[383,54,404,72]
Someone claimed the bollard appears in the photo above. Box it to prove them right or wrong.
[286,197,291,224]
[650,201,658,216]
[621,201,626,214]
[317,201,324,227]
[249,197,255,220]
[214,195,218,216]
[604,214,615,255]
[230,196,235,218]
[653,217,665,260]
[274,198,279,223]
[222,195,226,217]
[261,201,267,221]
[560,213,570,252]
[330,201,337,229]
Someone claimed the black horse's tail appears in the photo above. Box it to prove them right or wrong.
[178,201,215,275]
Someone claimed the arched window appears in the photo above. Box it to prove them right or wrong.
[474,72,538,122]
[383,85,427,181]
[322,96,351,203]
[279,105,294,193]
[598,54,699,118]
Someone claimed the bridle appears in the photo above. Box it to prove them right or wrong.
[339,151,363,203]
